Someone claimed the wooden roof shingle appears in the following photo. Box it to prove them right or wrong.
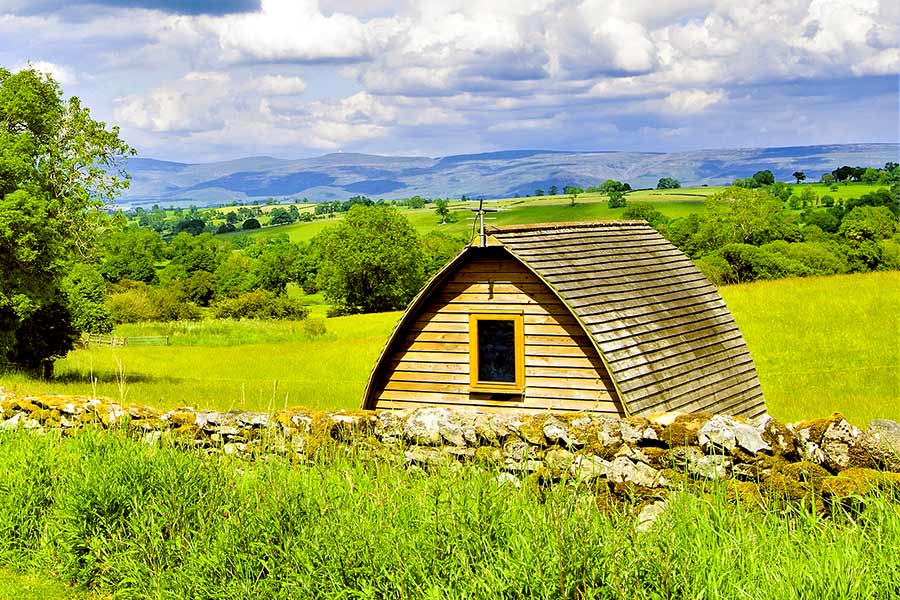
[488,221,766,420]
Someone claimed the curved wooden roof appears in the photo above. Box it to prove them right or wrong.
[363,220,766,419]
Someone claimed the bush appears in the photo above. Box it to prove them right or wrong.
[622,203,669,228]
[105,283,202,323]
[302,317,327,338]
[715,243,810,283]
[242,218,261,230]
[149,288,202,322]
[761,241,848,275]
[694,255,734,286]
[212,290,309,320]
[105,287,157,324]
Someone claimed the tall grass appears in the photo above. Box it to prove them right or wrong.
[0,429,898,599]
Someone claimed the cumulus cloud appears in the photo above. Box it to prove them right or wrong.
[15,60,77,84]
[660,89,726,114]
[3,0,896,159]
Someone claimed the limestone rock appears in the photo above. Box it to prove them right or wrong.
[698,414,738,452]
[620,417,658,445]
[636,500,668,532]
[374,411,402,442]
[402,408,449,445]
[544,447,575,474]
[606,456,666,488]
[759,414,796,456]
[820,418,861,471]
[0,412,25,430]
[404,445,453,466]
[570,454,609,481]
[733,422,770,455]
[859,420,900,472]
[669,446,730,479]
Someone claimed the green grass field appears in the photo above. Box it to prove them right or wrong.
[721,271,900,424]
[1,272,897,424]
[222,191,708,243]
[211,182,888,244]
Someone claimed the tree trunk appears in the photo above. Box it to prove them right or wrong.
[42,360,54,381]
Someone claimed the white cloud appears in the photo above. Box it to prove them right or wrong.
[256,74,307,95]
[114,71,232,133]
[192,0,377,63]
[660,89,726,114]
[4,0,896,159]
[15,60,77,84]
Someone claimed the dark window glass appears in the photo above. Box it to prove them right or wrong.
[477,319,516,383]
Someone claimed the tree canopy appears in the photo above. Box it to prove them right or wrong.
[315,206,424,314]
[0,66,132,373]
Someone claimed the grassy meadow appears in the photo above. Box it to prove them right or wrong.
[2,429,900,600]
[721,271,900,424]
[223,189,709,243]
[213,182,884,244]
[1,272,898,424]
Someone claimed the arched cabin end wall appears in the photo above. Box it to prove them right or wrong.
[369,248,624,414]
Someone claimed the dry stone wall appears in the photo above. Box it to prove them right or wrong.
[2,387,900,513]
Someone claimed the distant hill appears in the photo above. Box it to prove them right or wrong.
[118,143,900,207]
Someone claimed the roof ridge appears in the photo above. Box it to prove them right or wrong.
[488,220,649,234]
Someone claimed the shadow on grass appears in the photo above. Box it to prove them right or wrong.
[49,371,183,386]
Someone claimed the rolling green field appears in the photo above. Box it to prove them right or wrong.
[721,271,900,424]
[1,272,897,424]
[213,182,885,244]
[223,190,708,243]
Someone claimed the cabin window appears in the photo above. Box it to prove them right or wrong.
[469,313,524,393]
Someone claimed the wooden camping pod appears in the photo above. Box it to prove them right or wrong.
[362,221,766,419]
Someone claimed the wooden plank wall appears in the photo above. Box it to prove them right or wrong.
[372,250,624,414]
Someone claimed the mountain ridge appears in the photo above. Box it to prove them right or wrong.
[119,143,900,207]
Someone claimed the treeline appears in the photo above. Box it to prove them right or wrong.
[68,206,468,333]
[624,184,900,285]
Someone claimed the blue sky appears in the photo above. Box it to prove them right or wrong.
[1,0,897,162]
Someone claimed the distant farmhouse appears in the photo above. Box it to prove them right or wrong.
[362,221,766,420]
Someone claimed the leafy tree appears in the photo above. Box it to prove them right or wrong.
[269,207,295,226]
[838,206,897,241]
[0,67,132,374]
[600,179,630,193]
[174,217,205,236]
[692,187,793,254]
[846,188,899,217]
[62,264,113,334]
[420,230,467,278]
[213,253,256,298]
[607,190,626,208]
[167,232,230,274]
[563,186,583,207]
[752,170,775,186]
[861,168,880,184]
[242,218,261,230]
[100,228,163,283]
[622,203,669,228]
[821,173,836,185]
[434,199,450,224]
[656,177,681,189]
[792,171,806,184]
[769,182,792,203]
[548,185,558,196]
[316,206,424,313]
